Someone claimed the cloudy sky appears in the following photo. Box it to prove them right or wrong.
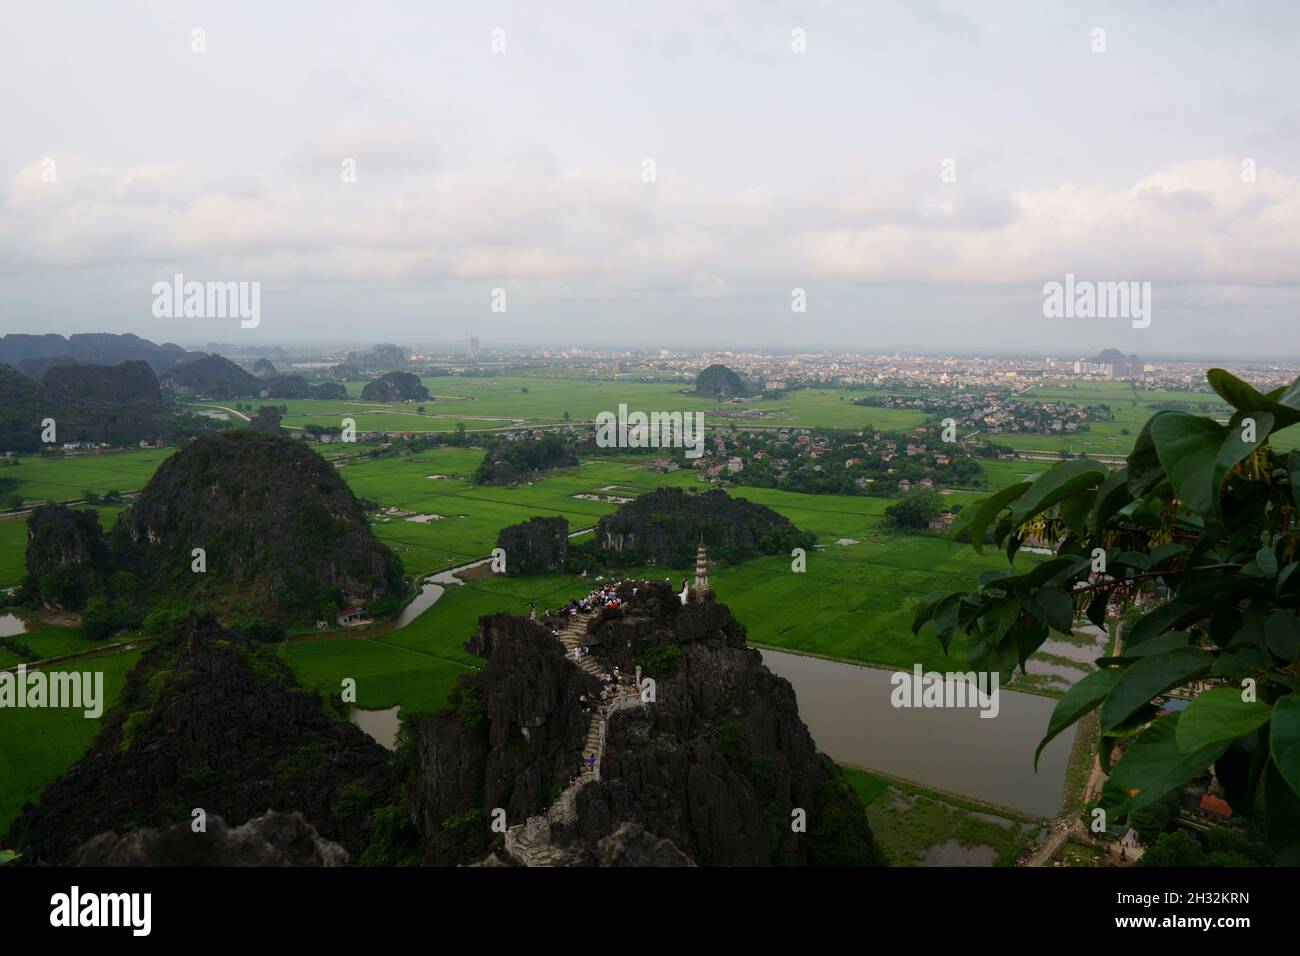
[2,0,1298,357]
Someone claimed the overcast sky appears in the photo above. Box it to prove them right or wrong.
[1,1,1298,357]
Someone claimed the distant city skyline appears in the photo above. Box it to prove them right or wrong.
[2,2,1298,357]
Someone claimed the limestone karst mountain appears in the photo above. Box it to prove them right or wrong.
[590,487,814,568]
[5,614,399,865]
[408,580,880,866]
[111,430,405,621]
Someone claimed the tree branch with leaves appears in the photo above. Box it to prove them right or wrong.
[911,368,1300,863]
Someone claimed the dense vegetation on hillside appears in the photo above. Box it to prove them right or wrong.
[360,371,429,402]
[19,430,406,627]
[160,353,262,399]
[581,487,814,569]
[0,361,212,453]
[5,613,399,864]
[473,433,578,485]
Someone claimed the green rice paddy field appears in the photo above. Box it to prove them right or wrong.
[2,372,1293,839]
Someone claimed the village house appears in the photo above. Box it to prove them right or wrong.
[337,606,367,627]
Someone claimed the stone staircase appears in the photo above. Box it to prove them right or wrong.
[501,615,641,866]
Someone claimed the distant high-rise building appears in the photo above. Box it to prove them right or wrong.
[468,336,479,360]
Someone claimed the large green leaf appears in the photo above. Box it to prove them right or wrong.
[1089,467,1132,533]
[1208,367,1271,413]
[909,590,951,636]
[1174,687,1272,753]
[1266,609,1300,661]
[1099,646,1213,732]
[1212,411,1274,519]
[1123,602,1194,649]
[1211,367,1300,430]
[952,481,1030,555]
[1265,763,1300,865]
[1101,713,1229,817]
[1270,695,1300,799]
[1008,459,1105,527]
[1035,667,1120,769]
[1149,412,1227,518]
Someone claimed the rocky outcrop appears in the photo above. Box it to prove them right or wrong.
[591,487,814,568]
[360,371,428,402]
[160,353,261,399]
[694,363,749,398]
[473,434,578,486]
[253,358,278,377]
[596,822,695,866]
[6,614,398,865]
[496,516,569,575]
[23,504,111,610]
[112,430,405,621]
[408,612,591,865]
[407,584,879,866]
[66,811,348,866]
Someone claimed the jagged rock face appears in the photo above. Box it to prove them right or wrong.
[360,371,428,402]
[694,363,748,397]
[114,430,404,620]
[65,811,348,866]
[408,613,592,865]
[161,353,261,399]
[408,586,879,867]
[496,516,569,575]
[6,614,398,864]
[594,488,813,568]
[23,505,111,610]
[596,822,695,867]
[253,358,278,377]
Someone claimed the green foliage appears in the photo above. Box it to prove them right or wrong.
[913,368,1300,862]
[1129,792,1180,844]
[0,849,19,866]
[805,756,882,866]
[358,804,422,867]
[1137,830,1206,867]
[447,678,487,733]
[245,620,288,643]
[636,644,682,680]
[883,487,945,530]
[331,780,378,825]
[719,719,745,764]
